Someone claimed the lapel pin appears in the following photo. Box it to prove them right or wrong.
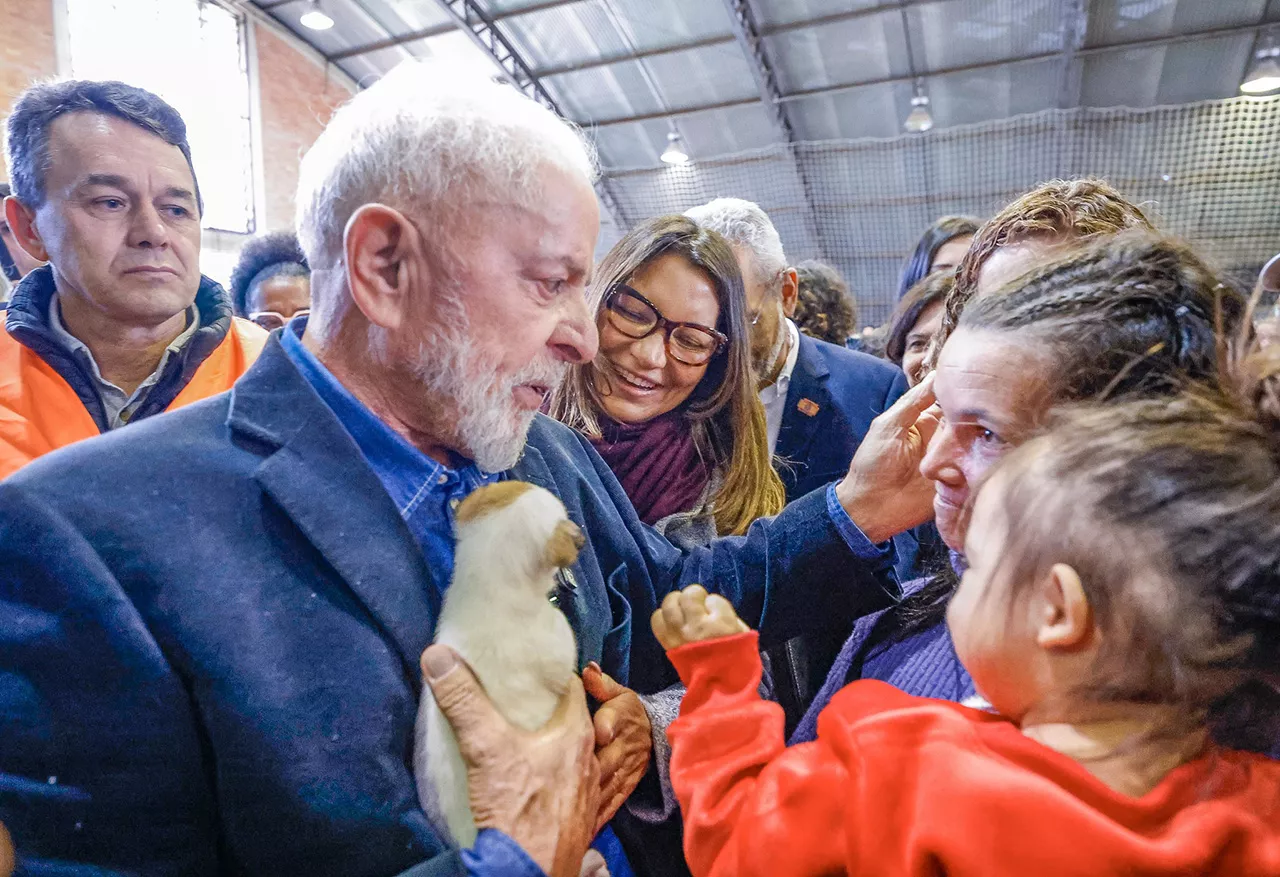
[797,398,821,417]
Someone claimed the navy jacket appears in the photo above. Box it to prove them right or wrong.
[0,338,898,877]
[6,265,247,433]
[767,333,908,733]
[774,333,908,501]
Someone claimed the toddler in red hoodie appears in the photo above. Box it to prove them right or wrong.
[656,368,1280,876]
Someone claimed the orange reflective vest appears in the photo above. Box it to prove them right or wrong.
[0,316,267,480]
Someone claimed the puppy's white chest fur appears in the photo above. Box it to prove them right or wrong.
[413,482,581,848]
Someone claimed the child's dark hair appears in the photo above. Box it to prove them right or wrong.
[860,232,1245,664]
[989,352,1280,750]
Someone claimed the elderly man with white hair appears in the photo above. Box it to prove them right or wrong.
[685,199,910,734]
[0,66,935,876]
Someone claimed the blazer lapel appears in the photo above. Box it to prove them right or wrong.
[774,333,833,473]
[229,340,442,690]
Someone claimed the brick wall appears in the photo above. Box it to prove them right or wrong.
[255,23,354,232]
[0,0,57,126]
[0,1,354,239]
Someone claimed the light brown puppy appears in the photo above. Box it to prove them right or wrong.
[415,481,585,849]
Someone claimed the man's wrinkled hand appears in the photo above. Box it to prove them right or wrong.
[582,663,651,834]
[835,372,940,544]
[423,644,600,877]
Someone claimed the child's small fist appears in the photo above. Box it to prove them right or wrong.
[651,585,749,651]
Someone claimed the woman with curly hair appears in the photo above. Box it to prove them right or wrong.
[229,230,311,330]
[793,260,857,346]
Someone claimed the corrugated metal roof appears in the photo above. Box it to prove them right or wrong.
[253,0,1277,169]
[250,0,1280,320]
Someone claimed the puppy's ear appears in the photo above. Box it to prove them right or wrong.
[544,520,585,569]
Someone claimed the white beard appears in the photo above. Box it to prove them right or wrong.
[387,297,567,473]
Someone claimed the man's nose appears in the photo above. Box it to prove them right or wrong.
[127,203,169,249]
[549,294,599,364]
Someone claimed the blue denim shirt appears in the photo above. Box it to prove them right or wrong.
[281,322,500,588]
[280,323,542,877]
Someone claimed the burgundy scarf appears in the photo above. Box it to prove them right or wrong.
[590,411,712,526]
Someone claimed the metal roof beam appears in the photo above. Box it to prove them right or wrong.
[581,19,1278,129]
[718,0,826,259]
[533,0,965,78]
[536,35,736,78]
[1055,0,1089,109]
[323,0,586,61]
[425,0,629,230]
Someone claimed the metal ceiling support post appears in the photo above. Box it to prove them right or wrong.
[1056,0,1089,109]
[719,0,827,260]
[426,0,628,230]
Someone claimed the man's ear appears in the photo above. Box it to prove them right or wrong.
[342,204,426,332]
[1035,563,1093,651]
[780,267,799,318]
[5,196,50,263]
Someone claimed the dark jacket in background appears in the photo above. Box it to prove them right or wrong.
[0,338,898,877]
[767,332,910,735]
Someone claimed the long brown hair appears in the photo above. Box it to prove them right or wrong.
[550,215,785,535]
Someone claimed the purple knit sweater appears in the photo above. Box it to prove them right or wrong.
[790,571,975,745]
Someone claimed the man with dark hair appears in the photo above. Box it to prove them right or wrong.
[229,230,311,328]
[0,79,266,479]
[0,183,45,293]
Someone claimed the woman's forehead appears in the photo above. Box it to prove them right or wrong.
[936,330,1051,422]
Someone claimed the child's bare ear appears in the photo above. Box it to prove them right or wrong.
[1036,563,1093,650]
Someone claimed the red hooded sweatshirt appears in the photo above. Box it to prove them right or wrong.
[668,631,1280,877]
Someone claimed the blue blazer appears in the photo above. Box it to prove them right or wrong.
[766,333,908,733]
[0,338,897,877]
[774,333,908,502]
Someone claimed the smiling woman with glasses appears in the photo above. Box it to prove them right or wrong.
[228,230,312,331]
[551,215,784,545]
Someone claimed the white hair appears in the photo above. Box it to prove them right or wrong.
[294,61,598,335]
[684,197,788,285]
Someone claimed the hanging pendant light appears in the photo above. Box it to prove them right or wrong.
[904,93,933,133]
[300,0,335,31]
[1241,46,1280,94]
[661,131,690,165]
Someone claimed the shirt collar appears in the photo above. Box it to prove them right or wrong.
[278,318,495,515]
[48,291,199,392]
